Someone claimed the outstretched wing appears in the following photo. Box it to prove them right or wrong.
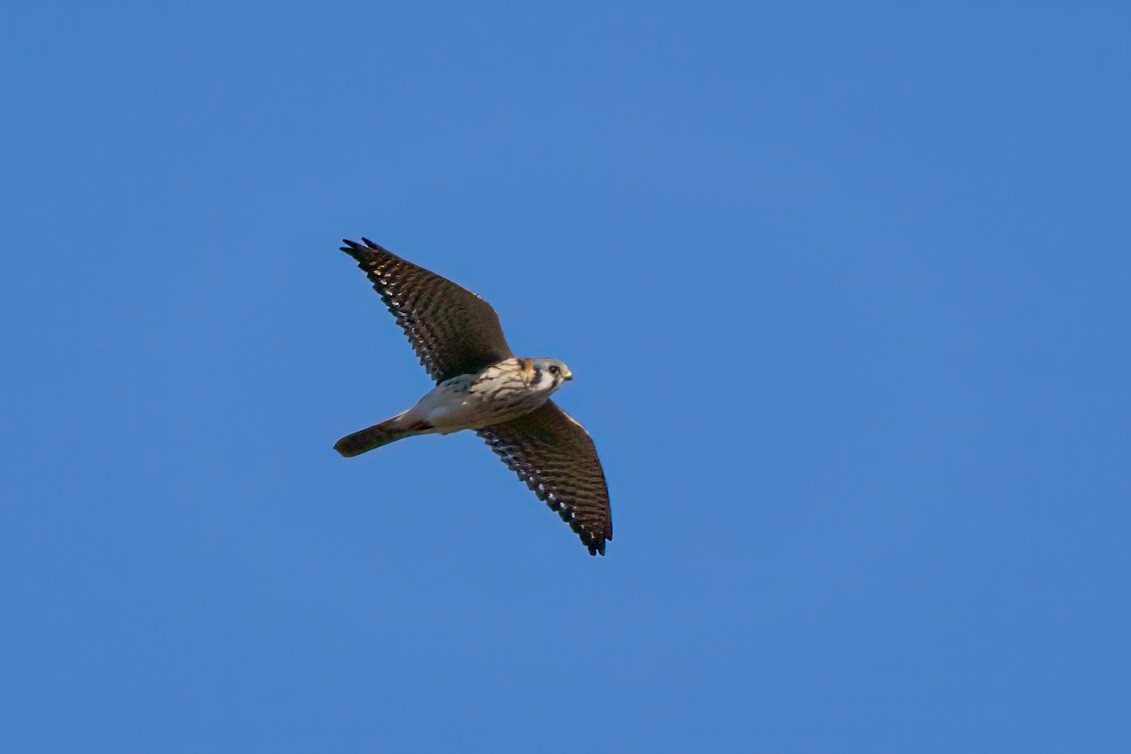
[341,238,514,383]
[479,401,612,555]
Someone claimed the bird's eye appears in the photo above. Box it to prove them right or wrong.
[548,365,560,375]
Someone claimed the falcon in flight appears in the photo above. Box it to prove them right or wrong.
[333,238,612,555]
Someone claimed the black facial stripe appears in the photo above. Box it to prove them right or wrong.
[533,366,542,386]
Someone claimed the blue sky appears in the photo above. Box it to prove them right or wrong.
[3,2,1129,751]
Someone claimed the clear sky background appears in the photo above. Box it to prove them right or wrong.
[3,2,1129,752]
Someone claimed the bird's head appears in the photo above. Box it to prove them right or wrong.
[530,357,573,392]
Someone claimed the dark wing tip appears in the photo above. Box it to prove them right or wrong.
[579,514,611,556]
[547,491,610,556]
[581,524,609,556]
[341,237,401,266]
[340,238,395,268]
[340,238,365,256]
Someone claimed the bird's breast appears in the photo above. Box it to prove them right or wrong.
[413,367,547,432]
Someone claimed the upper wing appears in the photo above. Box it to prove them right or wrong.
[478,401,612,555]
[341,238,514,383]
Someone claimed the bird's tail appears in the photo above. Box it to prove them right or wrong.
[334,413,431,457]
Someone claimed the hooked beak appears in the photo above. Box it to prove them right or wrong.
[562,369,573,381]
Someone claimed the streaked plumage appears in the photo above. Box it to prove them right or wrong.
[334,238,612,555]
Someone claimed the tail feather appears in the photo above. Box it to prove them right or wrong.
[334,415,429,457]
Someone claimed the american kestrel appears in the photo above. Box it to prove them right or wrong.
[334,238,612,555]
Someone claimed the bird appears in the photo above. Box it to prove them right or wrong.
[333,237,612,555]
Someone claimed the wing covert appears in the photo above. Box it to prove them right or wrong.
[341,238,513,383]
[478,401,612,555]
